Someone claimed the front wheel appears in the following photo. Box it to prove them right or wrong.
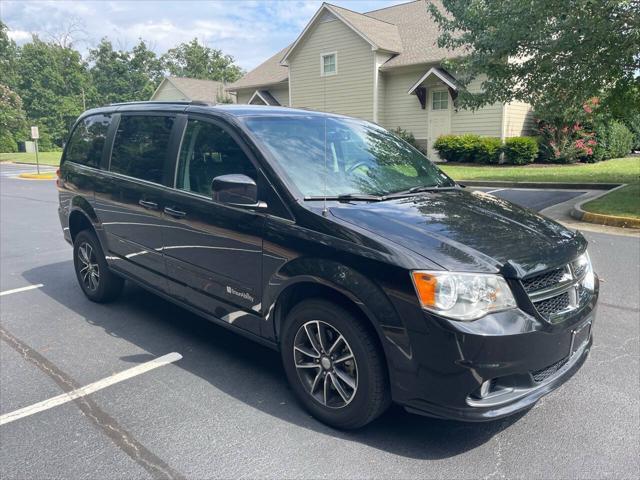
[281,299,390,429]
[73,230,123,303]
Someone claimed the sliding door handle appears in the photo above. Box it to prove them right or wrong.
[138,199,158,210]
[164,206,187,219]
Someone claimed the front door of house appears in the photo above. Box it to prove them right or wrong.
[427,88,451,160]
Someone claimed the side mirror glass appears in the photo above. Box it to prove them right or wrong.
[211,174,267,209]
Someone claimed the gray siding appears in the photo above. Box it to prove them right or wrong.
[235,84,289,107]
[450,76,504,137]
[504,101,535,137]
[288,19,375,121]
[381,67,428,139]
[152,82,188,101]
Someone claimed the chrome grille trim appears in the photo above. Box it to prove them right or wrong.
[523,258,591,321]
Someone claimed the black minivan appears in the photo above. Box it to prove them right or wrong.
[58,102,598,429]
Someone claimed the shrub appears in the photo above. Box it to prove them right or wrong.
[625,114,640,151]
[607,121,634,158]
[433,134,461,161]
[502,137,538,164]
[475,137,502,164]
[536,120,595,163]
[433,134,482,162]
[391,127,426,154]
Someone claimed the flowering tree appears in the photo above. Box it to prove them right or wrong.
[429,0,639,117]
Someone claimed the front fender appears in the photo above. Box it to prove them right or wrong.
[263,257,416,392]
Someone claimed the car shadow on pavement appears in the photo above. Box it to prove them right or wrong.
[23,260,525,460]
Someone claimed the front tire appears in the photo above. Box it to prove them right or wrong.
[281,299,390,429]
[73,230,123,303]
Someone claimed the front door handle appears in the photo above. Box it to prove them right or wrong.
[164,206,187,219]
[138,199,158,210]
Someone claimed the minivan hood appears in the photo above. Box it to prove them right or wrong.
[329,189,585,276]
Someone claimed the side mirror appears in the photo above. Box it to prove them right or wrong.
[211,174,267,209]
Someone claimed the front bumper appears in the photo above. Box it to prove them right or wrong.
[391,280,598,422]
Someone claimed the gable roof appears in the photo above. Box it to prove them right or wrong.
[226,46,290,91]
[367,0,466,69]
[281,3,402,64]
[228,0,465,91]
[249,90,281,106]
[153,77,226,103]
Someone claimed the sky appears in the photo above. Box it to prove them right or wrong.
[1,0,406,71]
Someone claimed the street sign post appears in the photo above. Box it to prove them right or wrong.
[30,126,40,174]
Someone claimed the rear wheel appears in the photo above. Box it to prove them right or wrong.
[281,299,390,429]
[73,230,123,302]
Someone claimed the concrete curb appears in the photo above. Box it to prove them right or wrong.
[459,180,620,190]
[570,184,640,229]
[17,173,56,180]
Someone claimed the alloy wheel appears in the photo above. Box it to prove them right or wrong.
[293,320,358,408]
[77,242,100,291]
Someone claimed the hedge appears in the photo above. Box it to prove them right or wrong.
[433,134,537,164]
[502,137,539,165]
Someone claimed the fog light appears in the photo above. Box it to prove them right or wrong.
[479,380,492,398]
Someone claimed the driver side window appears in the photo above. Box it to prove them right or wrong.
[176,119,256,196]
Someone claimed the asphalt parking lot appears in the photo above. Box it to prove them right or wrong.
[1,162,639,479]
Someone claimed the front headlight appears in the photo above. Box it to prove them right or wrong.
[574,251,595,291]
[411,271,517,321]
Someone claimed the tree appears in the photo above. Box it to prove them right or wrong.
[0,84,28,152]
[0,22,19,89]
[429,0,640,116]
[89,38,164,105]
[14,36,93,148]
[161,38,244,83]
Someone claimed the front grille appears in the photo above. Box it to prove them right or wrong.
[534,292,570,317]
[531,356,569,383]
[523,259,592,321]
[522,267,566,293]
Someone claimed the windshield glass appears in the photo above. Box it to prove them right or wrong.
[242,115,455,197]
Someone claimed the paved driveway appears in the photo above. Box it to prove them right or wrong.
[472,186,586,212]
[1,165,638,479]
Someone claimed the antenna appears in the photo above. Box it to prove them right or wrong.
[322,117,328,217]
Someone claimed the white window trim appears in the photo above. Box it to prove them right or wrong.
[430,89,450,111]
[320,51,338,77]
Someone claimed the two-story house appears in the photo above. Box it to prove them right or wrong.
[227,0,534,158]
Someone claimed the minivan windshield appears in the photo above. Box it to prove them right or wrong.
[243,116,455,198]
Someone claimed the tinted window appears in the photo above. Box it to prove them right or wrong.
[110,115,174,184]
[243,116,454,197]
[176,119,256,196]
[65,114,111,167]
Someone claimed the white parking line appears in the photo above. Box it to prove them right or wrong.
[0,352,182,426]
[485,188,506,194]
[0,284,44,297]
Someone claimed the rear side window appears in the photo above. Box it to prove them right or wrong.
[110,115,175,184]
[176,119,256,196]
[65,114,111,167]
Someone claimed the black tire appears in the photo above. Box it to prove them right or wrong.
[281,299,390,429]
[73,229,123,303]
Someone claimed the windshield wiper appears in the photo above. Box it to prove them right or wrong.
[304,193,384,202]
[385,185,457,198]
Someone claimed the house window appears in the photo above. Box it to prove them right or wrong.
[432,90,449,110]
[321,52,337,76]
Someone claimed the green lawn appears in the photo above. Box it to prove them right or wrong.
[0,151,62,166]
[581,184,640,220]
[440,157,640,185]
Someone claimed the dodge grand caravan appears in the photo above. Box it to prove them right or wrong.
[58,102,598,429]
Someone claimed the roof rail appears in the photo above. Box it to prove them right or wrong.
[108,100,214,107]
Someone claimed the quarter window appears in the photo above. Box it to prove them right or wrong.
[110,115,175,184]
[321,53,337,76]
[64,114,111,167]
[176,119,256,197]
[432,91,449,110]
